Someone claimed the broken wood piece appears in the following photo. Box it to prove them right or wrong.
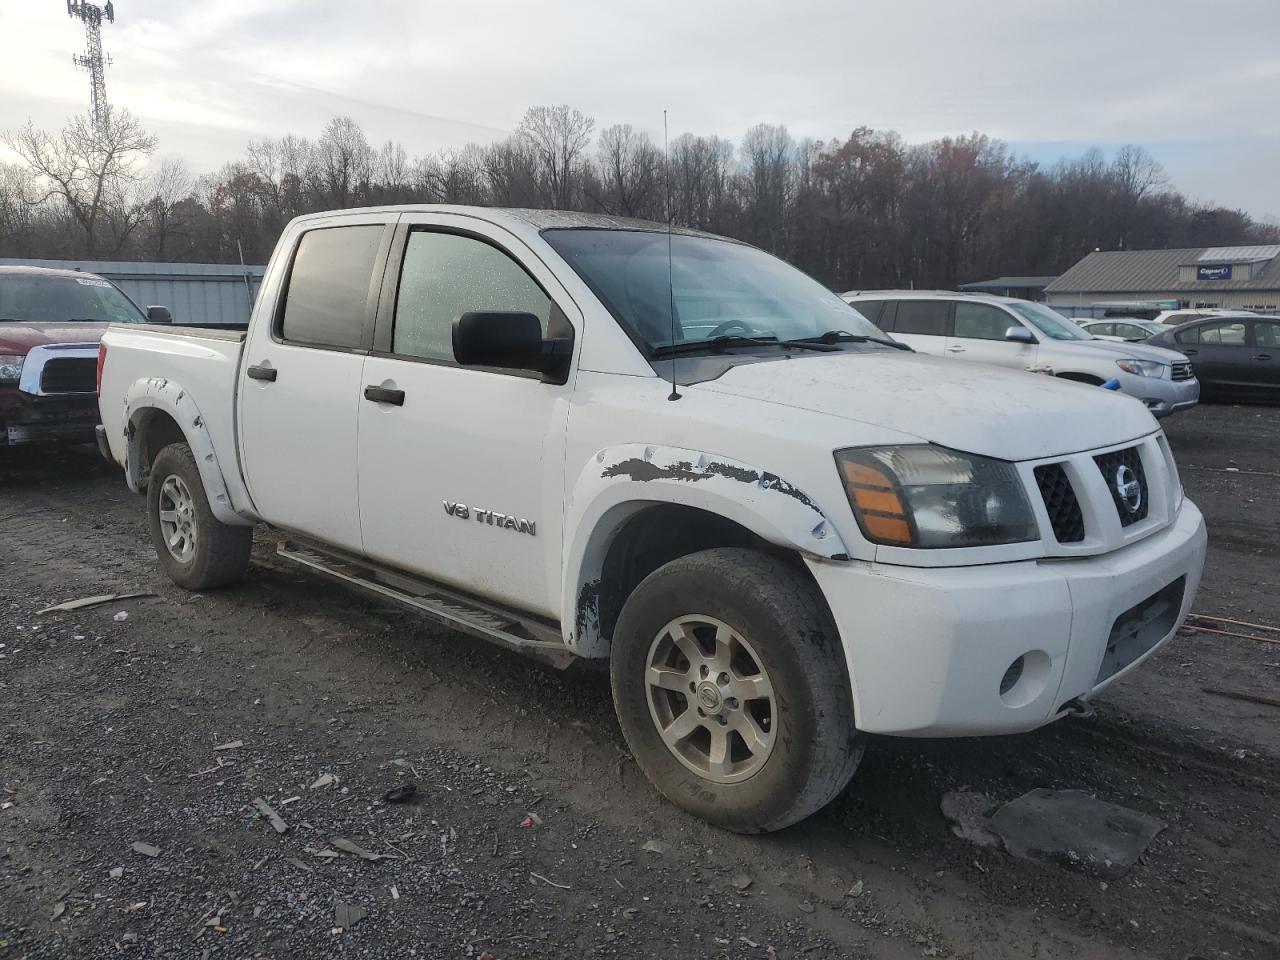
[330,837,385,861]
[38,592,155,615]
[1202,686,1280,709]
[251,797,289,834]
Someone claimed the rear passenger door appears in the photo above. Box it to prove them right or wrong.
[945,301,1038,371]
[1247,320,1280,393]
[238,215,393,553]
[881,299,950,355]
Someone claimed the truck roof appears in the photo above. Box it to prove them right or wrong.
[287,204,733,241]
[0,264,111,282]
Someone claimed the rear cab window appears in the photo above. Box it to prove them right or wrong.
[278,225,385,350]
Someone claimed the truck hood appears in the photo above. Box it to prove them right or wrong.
[691,351,1157,462]
[1075,338,1188,363]
[0,320,109,354]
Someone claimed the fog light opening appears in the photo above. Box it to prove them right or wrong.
[999,649,1052,708]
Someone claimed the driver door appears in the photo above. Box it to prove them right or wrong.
[945,301,1038,372]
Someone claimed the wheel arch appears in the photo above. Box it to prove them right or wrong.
[121,377,253,526]
[562,444,849,657]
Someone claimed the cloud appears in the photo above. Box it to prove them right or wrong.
[3,0,1278,213]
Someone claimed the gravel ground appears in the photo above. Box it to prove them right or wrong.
[1,401,1278,959]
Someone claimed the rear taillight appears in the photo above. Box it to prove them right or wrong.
[96,342,107,393]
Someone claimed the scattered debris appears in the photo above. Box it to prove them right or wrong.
[113,611,129,622]
[51,902,66,921]
[390,885,400,901]
[279,795,301,806]
[623,907,640,920]
[731,873,754,891]
[519,812,542,829]
[310,773,337,789]
[382,783,416,803]
[313,849,341,860]
[130,841,161,858]
[641,839,668,855]
[986,788,1166,879]
[941,791,1002,848]
[37,592,154,616]
[330,837,386,861]
[108,867,123,879]
[530,871,571,890]
[251,797,289,834]
[213,740,244,752]
[798,901,815,914]
[845,879,865,898]
[334,902,367,929]
[284,857,313,873]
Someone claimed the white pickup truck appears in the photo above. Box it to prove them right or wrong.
[97,206,1207,832]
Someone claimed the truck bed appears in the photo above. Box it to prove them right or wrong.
[129,322,248,341]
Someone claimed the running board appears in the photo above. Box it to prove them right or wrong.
[276,540,575,669]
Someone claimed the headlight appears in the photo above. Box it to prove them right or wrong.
[0,354,24,384]
[1115,359,1166,378]
[835,445,1038,548]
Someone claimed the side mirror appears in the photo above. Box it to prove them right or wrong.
[452,311,572,381]
[1005,325,1035,344]
[146,305,173,324]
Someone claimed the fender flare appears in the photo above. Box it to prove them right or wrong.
[121,377,252,527]
[562,443,850,656]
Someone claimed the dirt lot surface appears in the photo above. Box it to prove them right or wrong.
[2,402,1278,960]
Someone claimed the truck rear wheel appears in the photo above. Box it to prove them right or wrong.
[147,442,251,590]
[610,548,863,832]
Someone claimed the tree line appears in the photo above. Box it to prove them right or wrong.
[3,104,1276,290]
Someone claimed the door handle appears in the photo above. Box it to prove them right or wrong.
[364,384,405,406]
[1181,349,1197,356]
[946,345,966,353]
[247,364,277,382]
[1253,354,1273,361]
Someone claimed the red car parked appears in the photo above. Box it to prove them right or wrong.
[0,265,169,447]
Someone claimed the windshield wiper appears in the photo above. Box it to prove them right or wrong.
[651,334,835,358]
[783,330,913,351]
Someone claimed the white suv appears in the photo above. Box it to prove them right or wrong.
[844,291,1199,418]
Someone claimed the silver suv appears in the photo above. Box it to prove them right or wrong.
[843,291,1199,418]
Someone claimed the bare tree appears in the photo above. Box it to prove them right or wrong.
[671,133,733,229]
[4,107,156,256]
[516,105,594,209]
[313,116,372,208]
[140,157,194,259]
[594,124,661,218]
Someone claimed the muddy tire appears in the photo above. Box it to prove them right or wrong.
[610,548,863,832]
[147,442,251,590]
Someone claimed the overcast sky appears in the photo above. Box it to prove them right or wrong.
[2,0,1278,219]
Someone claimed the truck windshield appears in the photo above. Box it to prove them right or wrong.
[0,274,146,324]
[542,228,886,354]
[1007,301,1092,341]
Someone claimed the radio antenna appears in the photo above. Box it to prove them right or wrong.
[664,109,680,401]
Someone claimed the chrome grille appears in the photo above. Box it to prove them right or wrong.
[1171,361,1194,382]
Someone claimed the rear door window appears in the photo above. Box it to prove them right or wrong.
[1198,321,1248,345]
[893,300,950,337]
[850,299,885,325]
[279,225,384,349]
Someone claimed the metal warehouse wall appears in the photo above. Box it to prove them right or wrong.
[0,258,265,325]
[1051,290,1280,314]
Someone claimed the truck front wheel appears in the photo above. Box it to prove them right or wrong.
[147,442,251,590]
[610,548,863,832]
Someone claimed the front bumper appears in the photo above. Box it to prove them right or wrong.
[1,396,100,446]
[808,500,1207,737]
[1113,371,1199,418]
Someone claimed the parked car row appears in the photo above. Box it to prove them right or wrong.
[842,290,1200,417]
[91,204,1207,833]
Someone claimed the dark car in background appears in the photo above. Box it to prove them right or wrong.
[0,265,167,447]
[1147,314,1280,401]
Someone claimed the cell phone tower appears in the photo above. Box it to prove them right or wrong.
[67,0,116,130]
